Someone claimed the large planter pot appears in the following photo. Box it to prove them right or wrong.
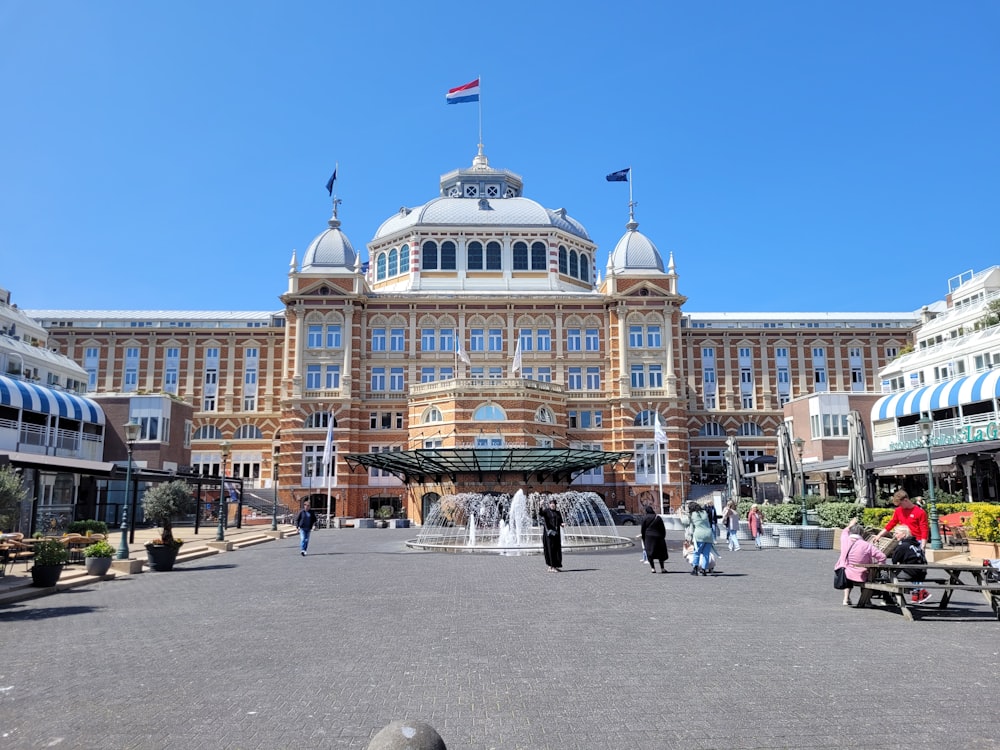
[31,563,64,587]
[85,556,113,576]
[145,544,180,571]
[968,540,1000,559]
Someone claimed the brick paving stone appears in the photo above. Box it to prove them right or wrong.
[0,528,998,749]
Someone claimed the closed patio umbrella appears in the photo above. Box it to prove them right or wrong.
[726,436,744,503]
[847,411,873,506]
[776,423,795,502]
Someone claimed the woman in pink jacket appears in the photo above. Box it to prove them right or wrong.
[835,518,886,606]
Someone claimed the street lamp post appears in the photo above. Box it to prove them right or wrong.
[794,436,806,526]
[116,421,141,560]
[216,441,231,542]
[271,445,279,532]
[918,417,943,550]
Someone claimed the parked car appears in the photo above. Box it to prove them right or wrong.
[607,509,640,526]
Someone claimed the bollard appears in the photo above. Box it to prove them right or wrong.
[367,720,446,750]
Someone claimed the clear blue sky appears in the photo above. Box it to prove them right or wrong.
[2,1,998,313]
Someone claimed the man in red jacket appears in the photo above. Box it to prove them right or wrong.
[872,490,929,546]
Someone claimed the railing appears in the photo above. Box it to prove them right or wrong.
[896,411,999,444]
[409,378,566,396]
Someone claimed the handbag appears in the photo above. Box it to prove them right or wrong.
[833,539,857,590]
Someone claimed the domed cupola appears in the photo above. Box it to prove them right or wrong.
[608,208,664,274]
[300,203,358,272]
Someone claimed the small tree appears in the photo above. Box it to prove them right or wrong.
[976,299,1000,330]
[0,465,28,531]
[141,480,195,546]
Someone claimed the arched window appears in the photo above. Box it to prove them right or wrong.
[234,424,263,440]
[193,425,222,440]
[558,246,568,275]
[699,422,725,437]
[440,241,457,270]
[535,406,555,424]
[580,254,590,283]
[633,410,660,427]
[399,244,409,273]
[422,406,443,424]
[486,241,502,270]
[531,241,547,270]
[737,422,764,437]
[569,250,579,278]
[473,404,506,421]
[512,241,528,270]
[305,412,333,429]
[388,248,398,277]
[376,253,387,281]
[467,241,483,270]
[422,241,438,270]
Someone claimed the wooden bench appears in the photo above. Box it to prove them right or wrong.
[857,578,1000,621]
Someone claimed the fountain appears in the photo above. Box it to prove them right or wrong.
[406,490,632,553]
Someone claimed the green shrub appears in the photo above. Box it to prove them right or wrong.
[968,503,1000,543]
[82,540,115,558]
[68,520,109,536]
[761,504,801,525]
[34,539,70,565]
[815,502,860,529]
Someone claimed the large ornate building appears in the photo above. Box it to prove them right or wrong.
[25,150,919,521]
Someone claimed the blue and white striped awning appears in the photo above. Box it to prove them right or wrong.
[872,370,1000,421]
[0,375,105,425]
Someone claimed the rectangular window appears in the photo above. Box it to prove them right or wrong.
[326,325,342,348]
[585,328,600,351]
[629,326,643,348]
[536,329,552,351]
[389,367,404,391]
[470,329,485,351]
[630,364,645,388]
[421,329,436,351]
[702,347,715,360]
[371,328,386,352]
[536,367,552,383]
[488,329,503,351]
[519,328,533,351]
[704,393,716,409]
[741,394,754,409]
[566,329,582,352]
[585,367,601,390]
[244,368,257,386]
[704,369,716,384]
[421,367,435,383]
[488,367,503,379]
[389,328,405,352]
[648,365,663,388]
[164,370,178,393]
[439,328,454,352]
[324,365,340,389]
[568,367,583,389]
[243,394,256,411]
[306,364,321,389]
[371,367,386,391]
[646,326,661,348]
[470,367,485,380]
[203,394,216,412]
[440,366,454,380]
[775,347,789,360]
[308,325,323,348]
[777,368,789,384]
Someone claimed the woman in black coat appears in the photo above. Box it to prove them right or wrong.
[640,506,669,573]
[539,499,564,572]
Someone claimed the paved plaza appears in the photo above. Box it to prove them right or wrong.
[1,528,998,749]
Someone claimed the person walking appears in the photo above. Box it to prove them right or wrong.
[747,504,765,550]
[834,518,886,606]
[682,539,717,572]
[721,499,741,551]
[640,506,669,573]
[704,500,720,540]
[539,498,564,572]
[686,502,715,576]
[294,500,318,556]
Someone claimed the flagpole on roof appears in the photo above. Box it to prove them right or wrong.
[628,166,635,225]
[478,74,483,156]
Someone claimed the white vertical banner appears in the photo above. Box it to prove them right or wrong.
[322,411,334,528]
[511,337,523,376]
[654,411,666,514]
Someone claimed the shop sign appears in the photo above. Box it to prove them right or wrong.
[889,421,1000,451]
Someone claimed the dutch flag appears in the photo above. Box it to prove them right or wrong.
[446,78,480,104]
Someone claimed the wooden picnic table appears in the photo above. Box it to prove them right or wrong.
[856,562,1000,621]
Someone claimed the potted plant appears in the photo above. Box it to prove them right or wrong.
[967,504,1000,559]
[141,480,195,571]
[31,538,69,587]
[83,539,115,576]
[374,505,394,528]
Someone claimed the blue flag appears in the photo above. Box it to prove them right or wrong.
[606,168,630,182]
[326,168,337,196]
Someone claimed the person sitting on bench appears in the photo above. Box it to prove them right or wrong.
[891,524,930,605]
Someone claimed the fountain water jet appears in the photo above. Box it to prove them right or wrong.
[406,490,632,553]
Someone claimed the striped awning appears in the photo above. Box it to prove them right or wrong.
[872,370,1000,421]
[0,375,105,425]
